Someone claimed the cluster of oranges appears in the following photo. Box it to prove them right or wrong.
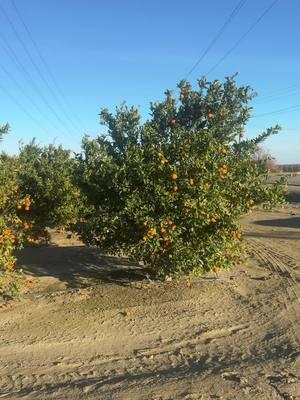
[171,173,178,192]
[219,163,228,179]
[143,227,157,240]
[0,230,16,244]
[231,230,242,239]
[17,197,31,212]
[170,174,197,192]
[143,220,176,250]
[161,220,176,249]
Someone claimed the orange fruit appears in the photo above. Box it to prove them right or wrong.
[208,112,214,120]
[173,185,178,192]
[17,204,22,210]
[169,119,176,126]
[147,228,156,237]
[160,227,166,233]
[25,206,30,211]
[171,173,178,180]
[188,178,195,185]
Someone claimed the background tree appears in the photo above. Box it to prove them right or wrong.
[18,140,83,235]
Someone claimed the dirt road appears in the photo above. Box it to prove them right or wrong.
[0,205,299,399]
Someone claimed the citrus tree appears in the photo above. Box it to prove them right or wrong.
[75,76,285,277]
[18,140,83,237]
[0,124,29,298]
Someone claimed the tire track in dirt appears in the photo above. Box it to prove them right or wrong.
[247,239,300,299]
[247,238,300,349]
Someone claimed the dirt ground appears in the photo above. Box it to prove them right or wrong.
[0,181,299,399]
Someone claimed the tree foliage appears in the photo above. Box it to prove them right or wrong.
[75,76,286,277]
[18,140,82,233]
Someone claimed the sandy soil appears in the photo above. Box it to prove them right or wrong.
[0,191,299,398]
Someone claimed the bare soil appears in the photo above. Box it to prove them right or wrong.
[0,183,299,399]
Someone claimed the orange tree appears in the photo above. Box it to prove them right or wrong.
[17,140,83,237]
[75,76,285,278]
[0,124,30,298]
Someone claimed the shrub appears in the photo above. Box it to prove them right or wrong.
[75,76,286,278]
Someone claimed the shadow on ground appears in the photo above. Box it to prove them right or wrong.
[17,246,152,289]
[254,217,300,229]
[286,190,300,203]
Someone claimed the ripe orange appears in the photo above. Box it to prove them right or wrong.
[208,113,214,120]
[188,178,195,185]
[173,185,178,192]
[17,204,22,210]
[147,228,157,237]
[25,206,30,211]
[170,119,176,126]
[160,227,166,234]
[171,173,178,180]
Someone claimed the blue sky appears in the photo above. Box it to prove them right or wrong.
[0,0,299,163]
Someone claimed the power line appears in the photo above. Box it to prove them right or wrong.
[9,0,86,133]
[252,104,300,118]
[254,83,300,103]
[0,29,74,138]
[0,3,76,138]
[185,0,248,79]
[206,0,280,76]
[0,82,52,137]
[0,62,61,132]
